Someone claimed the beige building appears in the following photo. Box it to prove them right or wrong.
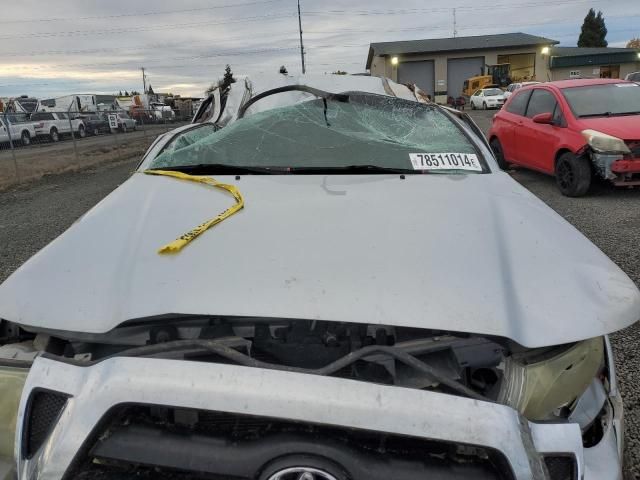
[366,32,640,104]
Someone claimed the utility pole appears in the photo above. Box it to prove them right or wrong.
[297,0,306,74]
[141,67,147,94]
[453,8,457,38]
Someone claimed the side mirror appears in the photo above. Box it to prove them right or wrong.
[532,112,554,125]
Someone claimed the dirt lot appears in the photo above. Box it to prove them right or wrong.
[0,123,185,190]
[1,111,639,478]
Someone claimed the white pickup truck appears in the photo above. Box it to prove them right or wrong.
[0,116,36,146]
[30,111,86,142]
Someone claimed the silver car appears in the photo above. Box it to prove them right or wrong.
[0,74,638,480]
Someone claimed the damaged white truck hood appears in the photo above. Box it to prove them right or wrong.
[0,171,638,348]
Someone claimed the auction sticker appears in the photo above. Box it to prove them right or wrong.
[410,153,482,171]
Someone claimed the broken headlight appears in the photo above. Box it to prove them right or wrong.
[498,337,604,420]
[0,366,27,462]
[582,129,631,154]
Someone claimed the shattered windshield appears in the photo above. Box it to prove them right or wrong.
[150,93,486,174]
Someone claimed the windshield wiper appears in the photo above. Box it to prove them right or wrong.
[578,111,640,118]
[153,164,288,175]
[289,164,418,174]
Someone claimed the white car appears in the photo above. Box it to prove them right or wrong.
[625,72,640,83]
[504,81,541,99]
[469,88,506,109]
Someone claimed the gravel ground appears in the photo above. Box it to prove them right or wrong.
[1,112,639,478]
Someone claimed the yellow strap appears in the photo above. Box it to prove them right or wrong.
[143,169,244,254]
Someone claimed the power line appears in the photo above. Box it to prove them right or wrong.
[5,47,303,71]
[0,0,288,24]
[303,0,595,17]
[0,12,296,40]
[0,30,302,57]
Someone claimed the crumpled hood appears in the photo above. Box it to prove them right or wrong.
[0,172,638,348]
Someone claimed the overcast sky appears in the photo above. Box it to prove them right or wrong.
[0,0,638,98]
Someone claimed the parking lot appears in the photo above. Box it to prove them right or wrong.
[0,109,639,478]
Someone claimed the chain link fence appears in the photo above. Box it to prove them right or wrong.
[0,108,191,189]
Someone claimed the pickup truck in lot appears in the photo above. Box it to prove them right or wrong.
[30,112,86,142]
[0,116,36,146]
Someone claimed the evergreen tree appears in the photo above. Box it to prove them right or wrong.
[119,90,123,96]
[124,90,129,96]
[578,9,608,47]
[147,84,155,95]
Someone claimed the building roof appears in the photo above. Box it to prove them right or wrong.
[551,47,634,56]
[366,32,558,68]
[549,47,640,69]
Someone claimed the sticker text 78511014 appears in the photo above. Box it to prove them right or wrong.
[409,153,482,171]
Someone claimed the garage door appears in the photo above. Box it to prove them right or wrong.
[447,57,485,97]
[398,61,434,97]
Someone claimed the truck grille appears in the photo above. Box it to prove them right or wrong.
[64,404,514,480]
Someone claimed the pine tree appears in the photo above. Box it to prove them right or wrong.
[578,9,608,47]
[119,90,123,96]
[147,84,155,95]
[124,91,129,96]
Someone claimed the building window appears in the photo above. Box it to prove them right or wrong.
[599,65,620,79]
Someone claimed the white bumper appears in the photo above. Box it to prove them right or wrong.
[14,355,623,480]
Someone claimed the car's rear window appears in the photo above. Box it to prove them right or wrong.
[505,90,531,116]
[31,112,54,121]
[561,83,640,117]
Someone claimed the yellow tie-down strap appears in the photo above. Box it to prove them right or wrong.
[143,169,244,254]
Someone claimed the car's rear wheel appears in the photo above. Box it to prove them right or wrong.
[490,137,509,170]
[78,125,86,138]
[122,124,128,133]
[471,100,476,110]
[259,455,348,480]
[21,131,31,146]
[50,128,59,142]
[482,102,487,110]
[555,152,591,197]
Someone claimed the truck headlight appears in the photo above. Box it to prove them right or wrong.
[498,337,604,420]
[582,129,631,154]
[0,366,27,461]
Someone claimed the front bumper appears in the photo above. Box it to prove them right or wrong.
[592,152,640,184]
[11,353,624,480]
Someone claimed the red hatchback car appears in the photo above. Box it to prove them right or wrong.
[488,79,640,196]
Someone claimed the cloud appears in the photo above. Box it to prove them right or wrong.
[0,0,638,98]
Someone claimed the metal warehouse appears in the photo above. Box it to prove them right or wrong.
[366,32,640,103]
